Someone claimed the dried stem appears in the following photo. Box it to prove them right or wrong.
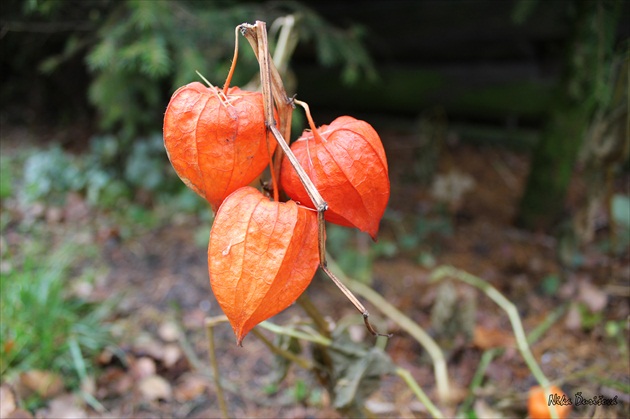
[458,348,499,416]
[259,320,332,346]
[294,99,325,142]
[241,22,326,211]
[205,317,229,419]
[321,265,391,338]
[251,328,314,370]
[223,26,240,94]
[239,22,292,187]
[270,15,298,75]
[256,317,443,417]
[297,293,332,338]
[459,305,565,415]
[243,20,389,339]
[266,129,279,201]
[326,254,449,403]
[430,266,558,419]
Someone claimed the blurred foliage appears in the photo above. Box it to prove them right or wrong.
[5,134,211,247]
[326,224,396,283]
[21,134,180,208]
[2,0,376,221]
[0,156,13,200]
[326,210,451,283]
[0,241,113,408]
[515,0,625,230]
[607,194,630,253]
[3,0,375,139]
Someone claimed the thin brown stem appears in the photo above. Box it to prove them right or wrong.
[318,211,327,266]
[297,294,331,338]
[266,130,279,201]
[251,21,326,211]
[294,99,325,143]
[245,20,387,339]
[222,26,240,94]
[256,22,275,133]
[251,328,313,370]
[240,23,291,199]
[205,318,229,419]
[321,265,391,338]
[269,125,327,211]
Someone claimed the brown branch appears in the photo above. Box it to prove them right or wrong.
[242,20,388,339]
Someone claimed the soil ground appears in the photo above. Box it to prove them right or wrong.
[1,123,628,418]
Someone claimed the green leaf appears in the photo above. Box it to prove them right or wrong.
[0,156,13,199]
[86,40,117,71]
[140,37,171,77]
[332,346,393,410]
[540,274,561,296]
[293,379,307,403]
[612,194,630,228]
[324,330,394,413]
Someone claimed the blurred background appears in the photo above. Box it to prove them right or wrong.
[1,0,629,418]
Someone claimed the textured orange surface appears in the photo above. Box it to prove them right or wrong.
[164,82,276,211]
[208,187,319,345]
[280,116,390,240]
[527,386,572,419]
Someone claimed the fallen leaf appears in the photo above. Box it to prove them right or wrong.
[0,383,17,417]
[182,308,207,329]
[174,374,208,402]
[158,320,180,343]
[132,333,165,360]
[430,170,476,212]
[63,192,89,222]
[473,399,502,418]
[41,393,86,419]
[45,206,64,224]
[131,357,156,380]
[138,375,172,402]
[163,82,276,211]
[161,344,182,368]
[577,279,607,312]
[4,409,33,419]
[473,325,515,350]
[326,333,394,412]
[97,367,133,398]
[280,116,390,240]
[19,370,64,399]
[564,302,582,331]
[208,187,319,345]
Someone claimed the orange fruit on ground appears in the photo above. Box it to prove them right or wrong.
[527,385,572,419]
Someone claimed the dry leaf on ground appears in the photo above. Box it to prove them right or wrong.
[138,375,172,402]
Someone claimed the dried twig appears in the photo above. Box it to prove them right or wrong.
[241,20,389,338]
[205,316,230,419]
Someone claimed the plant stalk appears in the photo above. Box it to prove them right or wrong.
[205,317,229,419]
[259,320,332,346]
[395,367,445,419]
[251,327,314,370]
[242,20,386,338]
[430,266,558,419]
[222,25,240,94]
[326,254,450,403]
[297,293,332,338]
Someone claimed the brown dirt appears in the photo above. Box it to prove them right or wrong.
[2,124,628,418]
